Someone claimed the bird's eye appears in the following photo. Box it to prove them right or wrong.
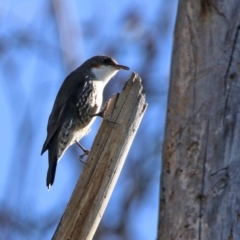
[103,58,111,64]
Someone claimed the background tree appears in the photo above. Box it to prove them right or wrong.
[0,1,177,239]
[159,0,240,239]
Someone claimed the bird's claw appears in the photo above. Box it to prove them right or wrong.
[79,150,89,163]
[91,111,104,118]
[75,140,90,163]
[90,101,120,124]
[91,112,119,125]
[90,102,107,118]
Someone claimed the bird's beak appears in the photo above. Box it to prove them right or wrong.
[115,64,130,70]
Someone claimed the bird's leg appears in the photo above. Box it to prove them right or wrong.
[91,102,119,124]
[91,112,118,124]
[75,140,89,160]
[91,111,104,118]
[91,102,107,118]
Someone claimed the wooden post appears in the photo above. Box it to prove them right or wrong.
[52,73,147,240]
[158,1,240,239]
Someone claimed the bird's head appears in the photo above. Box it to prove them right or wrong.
[83,55,129,84]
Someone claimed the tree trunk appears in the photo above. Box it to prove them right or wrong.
[158,1,240,239]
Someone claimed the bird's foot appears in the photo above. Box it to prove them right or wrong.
[75,141,90,163]
[91,111,104,118]
[91,102,119,124]
[91,111,119,125]
[79,150,89,163]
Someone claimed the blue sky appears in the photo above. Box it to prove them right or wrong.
[0,1,178,239]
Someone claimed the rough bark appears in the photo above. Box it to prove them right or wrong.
[52,73,147,240]
[158,0,240,239]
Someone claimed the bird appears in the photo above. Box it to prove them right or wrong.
[41,55,129,189]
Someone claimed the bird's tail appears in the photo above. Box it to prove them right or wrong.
[47,153,58,190]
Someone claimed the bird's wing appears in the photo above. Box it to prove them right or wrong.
[41,70,86,154]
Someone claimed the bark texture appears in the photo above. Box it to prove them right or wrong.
[52,73,147,240]
[158,0,240,239]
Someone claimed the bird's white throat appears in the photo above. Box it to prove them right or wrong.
[91,65,119,85]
